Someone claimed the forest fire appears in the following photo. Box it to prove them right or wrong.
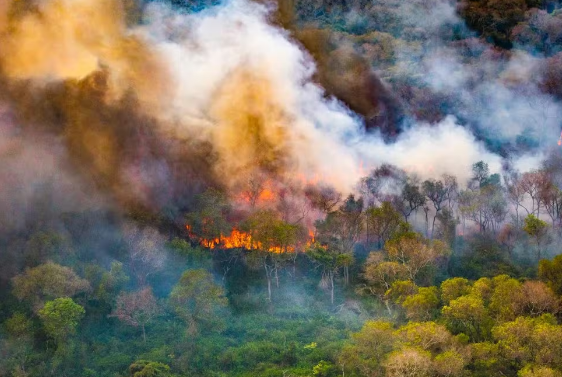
[558,131,562,146]
[186,225,297,253]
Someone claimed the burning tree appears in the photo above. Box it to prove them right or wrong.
[242,210,305,301]
[185,189,233,244]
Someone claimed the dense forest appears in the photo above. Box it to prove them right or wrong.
[1,0,562,376]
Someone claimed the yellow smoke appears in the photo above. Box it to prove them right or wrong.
[1,0,122,79]
[210,69,292,189]
[0,0,168,110]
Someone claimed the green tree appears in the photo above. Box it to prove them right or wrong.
[38,298,85,345]
[539,254,562,294]
[523,214,549,263]
[129,360,173,377]
[243,210,305,300]
[364,201,403,249]
[12,262,90,310]
[169,269,227,335]
[442,294,491,341]
[339,321,396,377]
[440,277,472,305]
[401,286,440,321]
[0,313,34,375]
[518,365,562,377]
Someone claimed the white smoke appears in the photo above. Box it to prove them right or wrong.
[135,0,509,189]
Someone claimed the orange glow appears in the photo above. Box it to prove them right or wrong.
[186,225,296,253]
[258,188,275,202]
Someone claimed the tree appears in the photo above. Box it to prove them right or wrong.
[123,225,166,286]
[0,313,34,375]
[504,170,529,226]
[384,347,433,377]
[442,294,491,341]
[518,365,562,377]
[396,321,456,354]
[185,188,232,242]
[523,214,549,263]
[314,195,363,286]
[364,201,403,249]
[129,360,173,377]
[169,269,227,335]
[434,208,458,246]
[307,244,345,305]
[520,171,549,217]
[470,161,490,189]
[492,315,562,369]
[393,181,426,223]
[109,287,161,342]
[38,298,85,346]
[338,321,396,377]
[22,232,73,267]
[363,252,409,314]
[401,286,440,321]
[242,210,305,300]
[12,262,90,310]
[440,277,472,305]
[459,181,507,233]
[519,281,559,316]
[357,164,406,207]
[422,179,448,239]
[305,184,342,213]
[91,261,129,303]
[539,254,562,294]
[385,234,449,283]
[488,275,525,321]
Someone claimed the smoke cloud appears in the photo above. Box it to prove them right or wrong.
[0,0,552,224]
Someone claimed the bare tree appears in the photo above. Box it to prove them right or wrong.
[109,287,160,342]
[123,225,166,286]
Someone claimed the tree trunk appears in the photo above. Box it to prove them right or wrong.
[537,242,541,265]
[384,299,393,316]
[267,275,272,302]
[264,261,272,301]
[431,214,437,240]
[330,271,334,305]
[275,267,279,289]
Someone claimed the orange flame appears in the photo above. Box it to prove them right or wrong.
[186,225,297,253]
[558,132,562,146]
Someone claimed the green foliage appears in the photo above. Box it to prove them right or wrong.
[38,298,85,343]
[312,360,335,377]
[129,360,172,377]
[523,214,549,262]
[169,269,227,335]
[401,286,440,321]
[186,189,232,241]
[539,254,562,294]
[12,262,90,310]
